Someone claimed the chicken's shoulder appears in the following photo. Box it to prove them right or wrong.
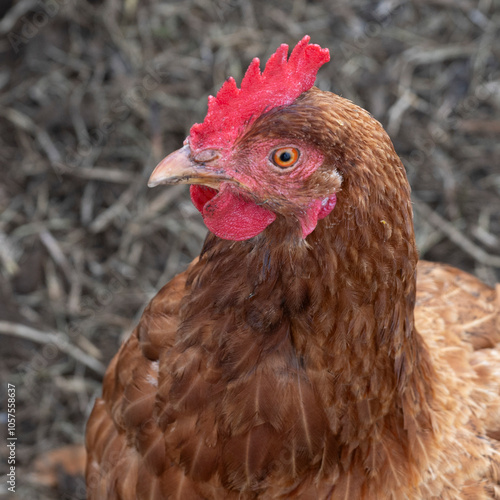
[85,260,197,500]
[104,257,195,401]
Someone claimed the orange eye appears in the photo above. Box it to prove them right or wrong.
[271,147,300,168]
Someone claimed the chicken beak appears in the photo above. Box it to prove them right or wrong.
[148,144,227,189]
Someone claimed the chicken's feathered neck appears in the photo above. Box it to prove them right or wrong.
[185,197,433,395]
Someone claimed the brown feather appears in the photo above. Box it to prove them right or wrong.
[86,86,500,499]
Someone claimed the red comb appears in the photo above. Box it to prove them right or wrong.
[189,36,330,151]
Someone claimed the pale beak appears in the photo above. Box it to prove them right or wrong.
[148,144,228,189]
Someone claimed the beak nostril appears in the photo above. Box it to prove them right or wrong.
[193,149,220,163]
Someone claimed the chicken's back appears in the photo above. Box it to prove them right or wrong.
[414,261,500,499]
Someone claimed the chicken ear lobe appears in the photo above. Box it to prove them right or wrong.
[298,194,337,238]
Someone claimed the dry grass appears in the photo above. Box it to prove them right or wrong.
[1,0,499,498]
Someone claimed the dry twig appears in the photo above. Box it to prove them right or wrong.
[0,321,106,376]
[413,198,500,268]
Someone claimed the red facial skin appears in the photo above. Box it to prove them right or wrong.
[189,139,337,241]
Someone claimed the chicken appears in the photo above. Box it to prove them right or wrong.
[85,36,500,499]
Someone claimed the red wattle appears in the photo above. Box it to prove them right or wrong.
[190,184,276,241]
[190,185,217,212]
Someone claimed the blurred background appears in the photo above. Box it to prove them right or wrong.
[1,0,499,498]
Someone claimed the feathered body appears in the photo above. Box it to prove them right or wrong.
[86,38,500,499]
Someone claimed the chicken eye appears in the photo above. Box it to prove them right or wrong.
[271,147,300,168]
